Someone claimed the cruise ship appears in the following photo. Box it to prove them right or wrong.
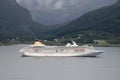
[19,40,103,57]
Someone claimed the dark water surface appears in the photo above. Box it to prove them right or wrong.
[0,44,120,80]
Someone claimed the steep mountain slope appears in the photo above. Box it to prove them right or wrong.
[0,0,46,43]
[0,0,32,24]
[51,0,120,41]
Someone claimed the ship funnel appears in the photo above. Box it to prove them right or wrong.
[33,39,46,46]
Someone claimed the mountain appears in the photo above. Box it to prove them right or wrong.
[0,0,120,45]
[49,0,120,44]
[0,0,46,44]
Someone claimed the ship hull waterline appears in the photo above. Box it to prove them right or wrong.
[22,51,103,57]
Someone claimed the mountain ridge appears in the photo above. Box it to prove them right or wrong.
[52,0,120,35]
[46,0,120,44]
[0,0,46,44]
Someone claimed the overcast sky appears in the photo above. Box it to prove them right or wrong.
[16,0,117,25]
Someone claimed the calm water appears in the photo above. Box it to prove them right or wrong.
[0,44,120,80]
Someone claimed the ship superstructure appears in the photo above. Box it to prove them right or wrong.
[19,40,103,57]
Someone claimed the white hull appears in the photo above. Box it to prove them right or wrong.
[22,50,103,57]
[19,41,104,57]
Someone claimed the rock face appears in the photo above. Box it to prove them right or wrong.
[0,0,32,25]
[0,0,46,43]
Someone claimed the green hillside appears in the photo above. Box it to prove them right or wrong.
[0,0,46,44]
[47,0,120,45]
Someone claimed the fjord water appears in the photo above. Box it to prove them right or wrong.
[0,45,120,80]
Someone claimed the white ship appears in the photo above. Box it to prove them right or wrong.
[19,40,103,57]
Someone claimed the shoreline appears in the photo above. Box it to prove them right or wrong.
[0,43,120,47]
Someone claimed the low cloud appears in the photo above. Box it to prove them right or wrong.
[16,0,117,25]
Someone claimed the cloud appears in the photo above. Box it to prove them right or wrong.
[53,1,64,10]
[16,0,117,25]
